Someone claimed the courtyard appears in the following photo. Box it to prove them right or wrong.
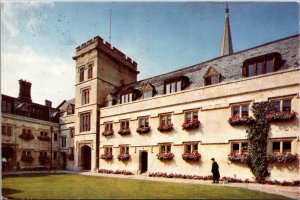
[2,173,290,199]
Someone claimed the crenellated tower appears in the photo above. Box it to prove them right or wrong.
[72,36,139,171]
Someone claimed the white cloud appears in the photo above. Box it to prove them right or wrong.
[1,45,75,107]
[1,2,54,38]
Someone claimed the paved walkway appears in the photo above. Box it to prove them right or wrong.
[3,170,300,199]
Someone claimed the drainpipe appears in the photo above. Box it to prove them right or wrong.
[96,108,100,170]
[50,126,53,169]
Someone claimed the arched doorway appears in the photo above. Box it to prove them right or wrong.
[81,145,91,170]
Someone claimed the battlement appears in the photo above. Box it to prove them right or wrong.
[74,36,138,72]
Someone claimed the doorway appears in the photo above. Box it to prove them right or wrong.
[140,151,148,173]
[81,145,91,170]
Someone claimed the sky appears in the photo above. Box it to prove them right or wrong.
[1,1,299,107]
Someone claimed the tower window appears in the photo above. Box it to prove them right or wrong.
[88,63,93,79]
[79,67,85,82]
[81,88,90,105]
[80,112,91,132]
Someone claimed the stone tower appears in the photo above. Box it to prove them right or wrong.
[72,36,139,171]
[220,2,233,56]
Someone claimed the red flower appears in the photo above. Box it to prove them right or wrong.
[157,124,173,132]
[156,152,174,160]
[182,151,201,161]
[102,130,114,137]
[118,128,131,136]
[136,127,151,134]
[100,153,113,160]
[182,119,200,130]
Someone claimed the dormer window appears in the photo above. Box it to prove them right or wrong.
[142,82,155,99]
[164,76,189,94]
[204,67,221,86]
[106,94,116,107]
[120,88,141,104]
[67,104,75,115]
[242,52,281,77]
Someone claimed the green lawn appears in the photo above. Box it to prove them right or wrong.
[2,174,289,199]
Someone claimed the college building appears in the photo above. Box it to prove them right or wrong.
[2,5,299,182]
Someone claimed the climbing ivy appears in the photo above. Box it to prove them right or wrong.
[246,102,272,182]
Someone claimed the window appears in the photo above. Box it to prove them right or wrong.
[39,151,47,158]
[121,93,133,104]
[81,89,90,105]
[67,104,75,115]
[120,120,129,129]
[40,131,48,137]
[159,144,172,153]
[120,145,129,154]
[105,123,113,131]
[88,63,93,79]
[205,75,220,86]
[272,141,292,154]
[185,111,198,123]
[231,105,249,117]
[104,146,113,155]
[231,142,249,154]
[69,127,75,138]
[80,113,90,132]
[143,91,153,99]
[61,137,66,148]
[271,99,292,112]
[2,125,12,136]
[53,133,58,141]
[160,114,172,127]
[53,152,58,160]
[184,143,198,153]
[165,80,182,94]
[1,101,12,113]
[79,67,84,82]
[22,128,32,135]
[22,150,31,156]
[242,52,281,77]
[139,117,149,128]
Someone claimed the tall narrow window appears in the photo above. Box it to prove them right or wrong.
[272,142,280,153]
[80,113,91,132]
[61,137,66,148]
[79,67,84,82]
[53,133,58,141]
[139,117,149,128]
[81,89,90,105]
[88,63,93,79]
[69,127,75,138]
[283,100,291,112]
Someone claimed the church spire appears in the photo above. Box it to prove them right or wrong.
[220,2,233,56]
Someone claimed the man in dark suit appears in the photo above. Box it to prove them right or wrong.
[211,158,220,183]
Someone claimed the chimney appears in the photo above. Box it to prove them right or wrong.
[45,100,52,108]
[18,79,32,102]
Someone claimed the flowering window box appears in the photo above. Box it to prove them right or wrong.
[21,155,34,163]
[157,152,174,161]
[136,127,151,134]
[228,153,251,163]
[157,124,173,132]
[118,128,131,136]
[266,111,297,122]
[67,153,74,161]
[100,153,113,160]
[118,153,130,161]
[182,151,201,161]
[267,153,298,164]
[19,132,34,141]
[102,130,114,137]
[37,135,51,141]
[182,119,200,130]
[228,115,253,126]
[38,157,50,165]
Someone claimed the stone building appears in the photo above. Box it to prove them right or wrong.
[95,6,298,182]
[1,80,60,170]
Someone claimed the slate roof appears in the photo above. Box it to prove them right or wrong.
[114,34,299,104]
[59,98,75,113]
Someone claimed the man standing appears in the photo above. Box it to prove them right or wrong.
[211,158,220,183]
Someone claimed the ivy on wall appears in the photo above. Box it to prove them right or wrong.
[246,102,272,182]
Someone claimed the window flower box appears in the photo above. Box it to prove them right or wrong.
[37,135,51,141]
[182,151,201,161]
[38,157,50,165]
[157,124,173,132]
[102,130,114,137]
[228,115,253,126]
[19,132,34,141]
[21,155,34,163]
[266,111,297,122]
[100,153,113,160]
[118,153,130,161]
[136,127,151,134]
[157,152,174,161]
[182,119,200,130]
[67,153,74,161]
[228,153,251,163]
[118,128,131,136]
[267,153,298,164]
